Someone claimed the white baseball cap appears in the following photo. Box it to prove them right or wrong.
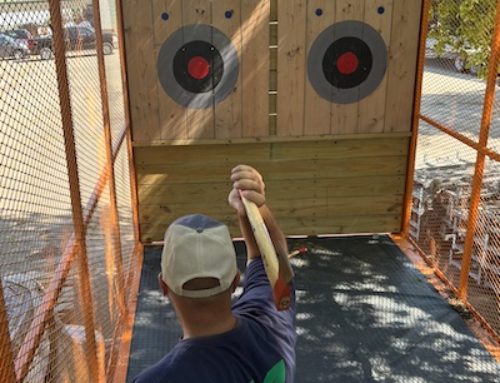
[161,214,238,298]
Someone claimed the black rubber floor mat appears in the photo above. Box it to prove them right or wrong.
[126,236,499,382]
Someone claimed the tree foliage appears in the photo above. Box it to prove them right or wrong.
[429,0,496,77]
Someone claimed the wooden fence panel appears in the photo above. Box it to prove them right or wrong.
[136,137,409,241]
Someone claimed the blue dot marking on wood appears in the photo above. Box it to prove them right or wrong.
[377,6,385,14]
[225,9,234,19]
[315,8,323,16]
[161,12,169,21]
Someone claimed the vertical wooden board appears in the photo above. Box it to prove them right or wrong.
[331,0,364,135]
[182,0,215,139]
[241,0,270,137]
[123,0,160,142]
[270,0,277,21]
[277,0,306,136]
[384,0,423,132]
[152,0,187,140]
[304,0,335,136]
[152,0,182,47]
[357,0,393,133]
[213,0,243,139]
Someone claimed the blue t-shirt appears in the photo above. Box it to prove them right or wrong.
[133,258,296,383]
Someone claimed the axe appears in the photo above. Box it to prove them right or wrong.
[240,192,294,310]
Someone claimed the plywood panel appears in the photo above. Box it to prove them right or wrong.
[182,0,215,139]
[277,0,307,136]
[331,0,364,135]
[241,0,270,137]
[213,0,243,138]
[304,0,335,135]
[358,0,394,133]
[384,0,423,132]
[152,0,187,140]
[123,0,159,142]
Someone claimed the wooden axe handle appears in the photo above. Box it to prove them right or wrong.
[240,192,293,310]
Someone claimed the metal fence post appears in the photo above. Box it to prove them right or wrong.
[92,0,128,319]
[46,0,99,381]
[0,282,16,383]
[458,0,500,300]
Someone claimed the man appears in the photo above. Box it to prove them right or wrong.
[133,165,296,382]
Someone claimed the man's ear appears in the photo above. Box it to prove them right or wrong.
[158,273,169,296]
[231,271,241,293]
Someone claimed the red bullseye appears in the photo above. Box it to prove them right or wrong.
[336,51,359,75]
[187,56,210,79]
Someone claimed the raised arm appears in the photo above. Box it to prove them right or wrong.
[228,165,289,264]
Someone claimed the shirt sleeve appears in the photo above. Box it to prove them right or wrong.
[232,258,296,319]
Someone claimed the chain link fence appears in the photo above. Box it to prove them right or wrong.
[1,0,499,381]
[0,0,138,382]
[410,0,500,342]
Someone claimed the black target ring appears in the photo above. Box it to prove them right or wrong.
[157,25,239,109]
[323,37,373,89]
[173,40,223,93]
[308,21,387,104]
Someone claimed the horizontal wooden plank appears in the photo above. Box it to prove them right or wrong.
[135,137,409,165]
[140,194,402,223]
[139,181,230,205]
[132,132,411,147]
[135,144,271,165]
[137,155,407,184]
[269,215,402,236]
[269,138,408,160]
[138,175,405,204]
[140,214,402,242]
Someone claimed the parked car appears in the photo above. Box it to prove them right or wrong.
[4,29,36,51]
[0,34,30,60]
[33,26,116,60]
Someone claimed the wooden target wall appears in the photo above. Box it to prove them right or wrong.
[123,0,269,142]
[122,0,423,242]
[277,0,421,136]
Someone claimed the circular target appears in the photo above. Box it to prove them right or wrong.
[172,41,223,93]
[308,21,387,104]
[157,25,239,109]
